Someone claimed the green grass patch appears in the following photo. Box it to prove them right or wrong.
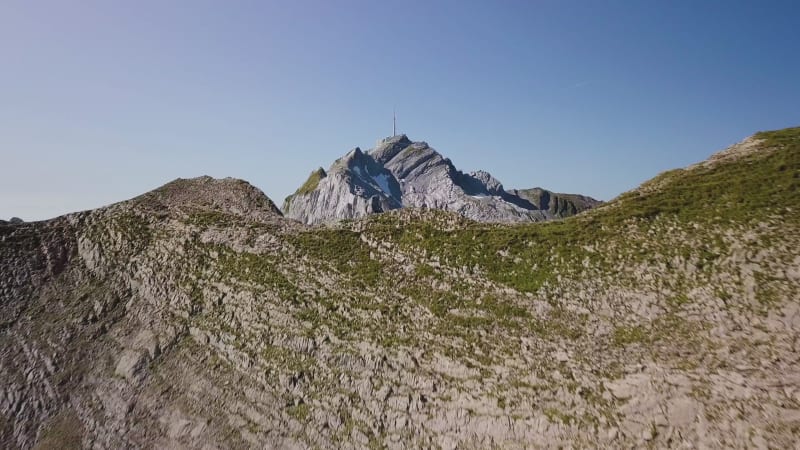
[667,293,692,308]
[614,126,800,223]
[285,168,327,207]
[186,211,237,227]
[287,228,384,287]
[286,402,310,421]
[612,325,649,346]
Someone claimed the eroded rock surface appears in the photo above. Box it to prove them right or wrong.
[2,127,800,449]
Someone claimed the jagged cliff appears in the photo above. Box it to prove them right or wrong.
[283,135,600,224]
[282,148,402,225]
[2,127,800,449]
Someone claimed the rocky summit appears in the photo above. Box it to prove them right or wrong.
[283,135,601,224]
[2,127,800,449]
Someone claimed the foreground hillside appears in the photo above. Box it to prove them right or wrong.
[1,128,799,449]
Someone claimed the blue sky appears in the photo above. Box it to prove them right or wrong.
[2,0,799,220]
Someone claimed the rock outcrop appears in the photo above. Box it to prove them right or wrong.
[508,188,603,218]
[135,175,283,220]
[282,148,402,225]
[283,135,601,224]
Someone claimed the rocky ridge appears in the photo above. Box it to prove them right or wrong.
[1,126,799,449]
[283,135,601,224]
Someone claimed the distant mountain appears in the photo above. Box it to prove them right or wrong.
[283,135,600,224]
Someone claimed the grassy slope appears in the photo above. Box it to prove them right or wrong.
[283,167,327,208]
[355,127,800,294]
[256,128,800,362]
[251,127,799,446]
[260,127,798,385]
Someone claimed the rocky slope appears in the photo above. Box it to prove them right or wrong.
[283,135,601,224]
[1,127,800,449]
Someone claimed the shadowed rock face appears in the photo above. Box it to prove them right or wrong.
[509,188,604,218]
[283,135,601,224]
[3,127,800,449]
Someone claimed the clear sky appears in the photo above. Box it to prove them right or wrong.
[2,1,799,221]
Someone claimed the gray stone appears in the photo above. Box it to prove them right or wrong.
[115,349,149,382]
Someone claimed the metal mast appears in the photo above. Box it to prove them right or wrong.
[393,108,396,137]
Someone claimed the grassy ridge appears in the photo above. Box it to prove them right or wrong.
[285,168,327,208]
[356,127,800,293]
[614,126,800,222]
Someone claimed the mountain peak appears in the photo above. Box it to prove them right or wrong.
[370,135,416,165]
[330,147,372,173]
[135,176,282,219]
[378,134,411,146]
[283,136,599,224]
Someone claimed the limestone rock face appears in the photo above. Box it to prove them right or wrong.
[283,147,402,224]
[283,135,601,224]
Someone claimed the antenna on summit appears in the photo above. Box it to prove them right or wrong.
[393,108,396,137]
